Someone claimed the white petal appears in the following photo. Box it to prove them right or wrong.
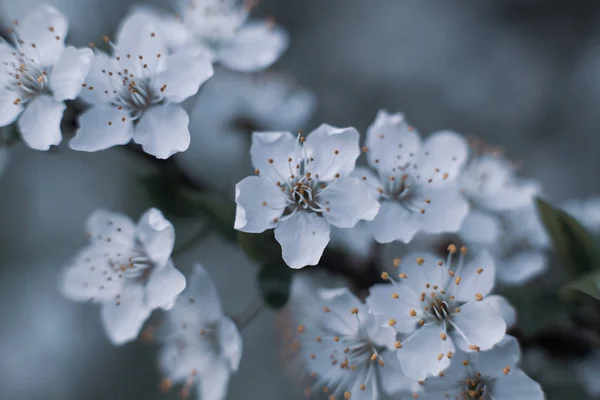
[49,46,93,101]
[366,284,421,334]
[448,251,495,302]
[155,53,213,103]
[496,250,547,285]
[319,287,363,335]
[219,317,243,371]
[365,110,421,173]
[181,264,224,321]
[330,222,373,259]
[398,323,455,380]
[0,94,23,126]
[198,359,232,400]
[250,131,297,183]
[101,283,151,345]
[17,95,64,150]
[459,210,501,245]
[78,52,119,105]
[304,124,360,181]
[420,184,470,235]
[86,209,136,247]
[491,369,544,400]
[378,354,419,395]
[114,9,166,72]
[133,104,190,159]
[17,5,67,66]
[146,261,186,310]
[70,106,133,152]
[472,335,521,378]
[371,201,421,243]
[451,301,506,352]
[136,208,175,267]
[416,130,468,186]
[482,294,517,329]
[320,177,380,228]
[234,176,286,233]
[217,21,289,73]
[274,212,330,269]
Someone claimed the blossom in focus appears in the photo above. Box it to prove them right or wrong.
[297,287,418,399]
[59,208,186,345]
[69,11,213,159]
[367,246,507,380]
[0,5,93,150]
[234,125,380,269]
[419,335,544,399]
[177,70,316,193]
[158,264,242,400]
[360,110,469,244]
[161,0,289,72]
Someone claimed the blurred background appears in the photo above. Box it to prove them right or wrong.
[1,0,600,398]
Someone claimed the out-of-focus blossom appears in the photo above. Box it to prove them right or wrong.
[177,70,316,193]
[563,196,600,235]
[578,351,600,398]
[60,208,186,345]
[159,264,241,400]
[420,335,544,399]
[367,246,506,380]
[234,126,379,269]
[70,11,213,159]
[361,110,469,244]
[297,287,417,399]
[0,5,92,150]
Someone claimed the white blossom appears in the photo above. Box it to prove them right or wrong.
[158,264,241,400]
[297,287,417,399]
[563,195,600,235]
[367,246,507,380]
[69,11,213,159]
[177,70,316,192]
[234,125,380,269]
[361,110,469,244]
[0,5,93,150]
[59,208,186,345]
[420,335,544,399]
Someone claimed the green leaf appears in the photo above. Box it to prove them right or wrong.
[257,259,293,309]
[536,197,600,277]
[562,270,600,301]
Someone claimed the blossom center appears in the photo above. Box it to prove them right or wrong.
[461,376,492,399]
[2,49,49,105]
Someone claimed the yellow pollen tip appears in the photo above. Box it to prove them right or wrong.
[416,257,425,265]
[447,244,457,253]
[388,318,397,326]
[395,341,402,349]
[398,273,407,279]
[392,293,399,298]
[393,258,401,267]
[380,272,389,280]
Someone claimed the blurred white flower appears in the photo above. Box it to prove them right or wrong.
[234,126,380,269]
[367,246,506,380]
[420,335,543,399]
[361,110,469,244]
[163,0,289,72]
[177,70,316,193]
[563,196,600,235]
[69,11,213,159]
[578,351,600,398]
[0,5,92,150]
[60,208,186,345]
[159,264,241,400]
[298,287,418,399]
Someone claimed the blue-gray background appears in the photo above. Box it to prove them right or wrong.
[0,0,598,399]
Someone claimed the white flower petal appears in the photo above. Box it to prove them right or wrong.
[78,52,119,105]
[234,176,286,233]
[217,21,289,73]
[330,222,373,259]
[366,284,422,334]
[472,335,521,378]
[451,301,506,352]
[0,95,23,126]
[274,212,330,269]
[371,201,421,243]
[365,110,421,173]
[496,250,547,285]
[70,106,133,152]
[398,323,455,380]
[49,46,93,101]
[101,283,152,345]
[420,184,470,234]
[155,53,213,103]
[133,104,190,159]
[146,261,186,310]
[459,210,501,245]
[490,369,544,400]
[448,251,495,302]
[320,177,380,228]
[17,5,67,66]
[198,359,231,400]
[136,208,175,267]
[416,130,468,186]
[482,294,517,329]
[250,131,297,183]
[86,209,136,247]
[304,124,360,181]
[319,287,363,336]
[17,94,64,150]
[379,354,419,395]
[219,317,243,371]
